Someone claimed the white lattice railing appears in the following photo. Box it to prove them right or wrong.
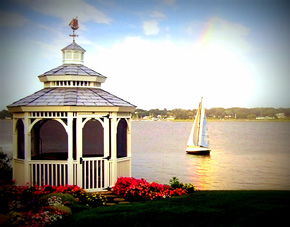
[82,158,106,191]
[29,161,72,186]
[15,157,131,190]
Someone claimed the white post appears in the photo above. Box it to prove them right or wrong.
[103,117,109,188]
[67,112,74,185]
[127,117,132,177]
[76,115,83,187]
[24,112,31,185]
[110,113,118,185]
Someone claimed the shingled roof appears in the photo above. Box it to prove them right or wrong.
[61,41,86,52]
[8,88,135,107]
[39,64,106,77]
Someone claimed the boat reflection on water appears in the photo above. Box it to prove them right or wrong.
[185,153,215,190]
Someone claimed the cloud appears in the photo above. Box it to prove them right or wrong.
[86,36,255,109]
[18,0,111,25]
[187,17,252,54]
[143,20,160,35]
[163,0,176,5]
[150,10,165,18]
[0,10,28,27]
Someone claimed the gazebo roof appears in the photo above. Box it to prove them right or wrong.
[8,30,136,112]
[8,88,135,107]
[39,64,106,77]
[61,41,86,52]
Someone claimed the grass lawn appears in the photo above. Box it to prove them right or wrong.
[53,190,290,227]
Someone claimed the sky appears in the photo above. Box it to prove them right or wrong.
[0,0,289,110]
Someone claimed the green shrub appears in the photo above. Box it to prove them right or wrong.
[169,177,195,193]
[41,193,77,206]
[52,204,72,215]
[83,192,107,207]
[0,149,12,185]
[181,183,195,193]
[70,203,92,213]
[169,177,181,189]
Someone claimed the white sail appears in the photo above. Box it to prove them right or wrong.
[187,114,198,146]
[187,103,201,147]
[186,98,210,154]
[200,111,210,147]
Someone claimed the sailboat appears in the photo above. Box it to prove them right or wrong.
[186,98,211,155]
[69,17,79,30]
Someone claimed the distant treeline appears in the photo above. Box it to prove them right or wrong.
[2,108,290,120]
[134,107,290,120]
[0,110,12,119]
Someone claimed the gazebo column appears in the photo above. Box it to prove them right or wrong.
[103,117,110,187]
[110,112,118,185]
[24,112,31,185]
[127,118,132,177]
[76,115,83,187]
[67,112,74,185]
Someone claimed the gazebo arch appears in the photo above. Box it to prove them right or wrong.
[117,118,128,158]
[16,119,25,159]
[83,119,104,157]
[31,119,68,160]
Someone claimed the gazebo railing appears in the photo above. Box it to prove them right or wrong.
[29,161,70,186]
[15,157,131,190]
[117,157,131,179]
[82,157,106,191]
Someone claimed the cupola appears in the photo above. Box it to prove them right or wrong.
[62,41,86,65]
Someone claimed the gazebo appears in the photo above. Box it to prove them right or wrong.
[7,20,136,191]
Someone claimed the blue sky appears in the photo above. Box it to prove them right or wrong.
[0,0,289,110]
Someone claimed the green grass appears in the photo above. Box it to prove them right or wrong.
[53,190,290,227]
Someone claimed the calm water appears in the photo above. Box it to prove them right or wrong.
[132,121,290,190]
[1,120,290,190]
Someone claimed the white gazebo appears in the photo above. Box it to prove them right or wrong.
[7,23,136,191]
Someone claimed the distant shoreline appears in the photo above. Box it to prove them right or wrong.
[2,118,290,123]
[176,118,290,122]
[132,118,290,122]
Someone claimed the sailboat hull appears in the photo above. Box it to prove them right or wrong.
[186,146,211,155]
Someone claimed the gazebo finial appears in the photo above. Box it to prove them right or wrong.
[69,17,79,42]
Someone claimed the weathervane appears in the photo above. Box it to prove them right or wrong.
[69,17,79,42]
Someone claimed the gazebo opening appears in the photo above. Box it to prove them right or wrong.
[31,120,68,160]
[17,120,25,159]
[117,119,128,158]
[83,119,104,157]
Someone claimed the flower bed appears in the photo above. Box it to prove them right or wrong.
[112,177,191,201]
[0,183,107,226]
[0,177,194,226]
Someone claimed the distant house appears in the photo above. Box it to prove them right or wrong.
[166,116,175,121]
[256,116,275,120]
[276,113,286,119]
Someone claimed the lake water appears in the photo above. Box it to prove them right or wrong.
[132,121,290,190]
[1,120,290,190]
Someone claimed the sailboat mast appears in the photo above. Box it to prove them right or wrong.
[196,99,202,146]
